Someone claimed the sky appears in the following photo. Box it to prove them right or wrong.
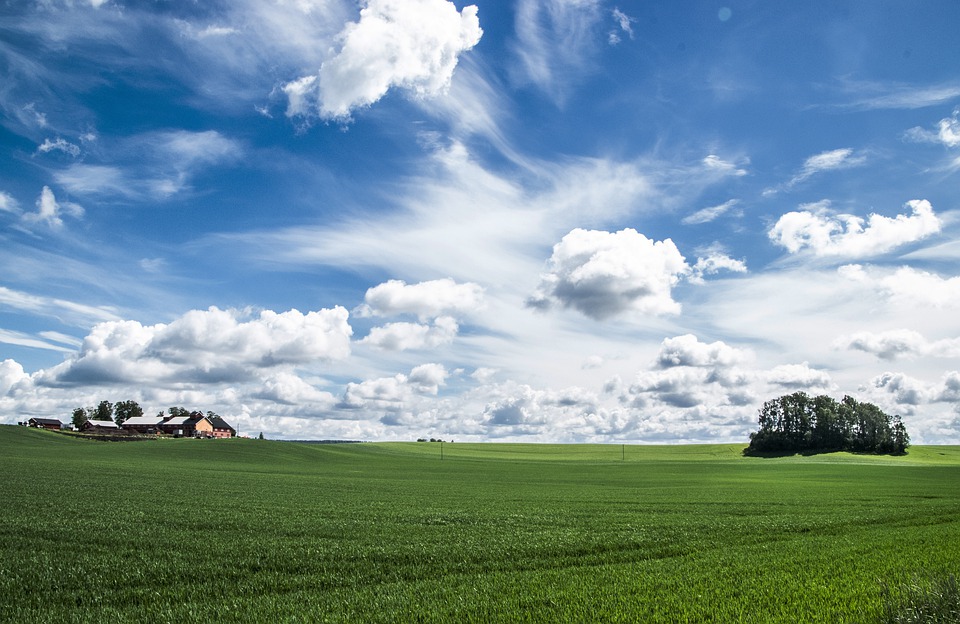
[2,0,960,443]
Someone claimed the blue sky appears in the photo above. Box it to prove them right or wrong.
[2,0,960,442]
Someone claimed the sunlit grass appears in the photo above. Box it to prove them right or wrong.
[2,425,958,622]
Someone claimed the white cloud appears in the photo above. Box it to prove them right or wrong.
[360,316,458,351]
[656,334,748,369]
[512,0,602,100]
[839,80,960,110]
[483,382,599,429]
[770,199,941,258]
[282,75,318,117]
[527,228,689,320]
[157,130,240,166]
[250,372,337,406]
[0,285,120,325]
[340,362,449,409]
[37,137,81,157]
[0,191,20,214]
[839,264,960,307]
[682,199,740,225]
[872,371,929,405]
[408,362,449,394]
[765,147,867,195]
[0,359,31,397]
[55,131,241,200]
[357,278,484,320]
[291,0,483,119]
[608,8,634,45]
[764,363,832,389]
[702,155,748,177]
[38,306,353,386]
[837,329,960,360]
[0,329,76,353]
[904,108,960,147]
[22,186,84,228]
[938,110,960,147]
[689,252,747,284]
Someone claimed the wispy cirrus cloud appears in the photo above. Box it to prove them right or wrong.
[682,199,740,225]
[833,79,960,111]
[54,130,242,200]
[0,285,120,325]
[511,0,602,101]
[0,328,76,353]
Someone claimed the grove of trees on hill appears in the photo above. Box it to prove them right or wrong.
[747,392,909,455]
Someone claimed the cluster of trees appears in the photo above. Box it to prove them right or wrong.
[71,400,143,429]
[747,392,909,455]
[70,402,223,429]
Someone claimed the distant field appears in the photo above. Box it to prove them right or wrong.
[2,425,959,622]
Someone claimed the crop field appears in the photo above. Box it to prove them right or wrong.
[2,426,959,622]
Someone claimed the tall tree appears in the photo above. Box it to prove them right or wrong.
[114,400,143,425]
[168,406,190,419]
[93,400,114,422]
[71,407,88,429]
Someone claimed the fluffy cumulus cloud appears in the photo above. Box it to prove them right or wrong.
[872,371,930,406]
[623,335,755,412]
[357,278,484,320]
[837,329,960,360]
[656,334,748,369]
[905,108,960,148]
[527,228,689,320]
[360,316,458,351]
[250,372,337,407]
[284,0,482,119]
[0,359,31,397]
[769,199,941,258]
[483,383,599,430]
[38,306,353,386]
[340,363,449,409]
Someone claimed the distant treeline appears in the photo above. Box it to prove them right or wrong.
[747,392,909,455]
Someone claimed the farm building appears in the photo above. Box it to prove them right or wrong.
[208,416,236,438]
[185,415,214,438]
[121,415,166,434]
[80,419,120,431]
[160,414,213,437]
[28,417,63,430]
[159,416,189,436]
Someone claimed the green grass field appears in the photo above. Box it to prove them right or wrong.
[2,425,959,622]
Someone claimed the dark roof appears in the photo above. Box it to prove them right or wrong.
[208,416,235,432]
[182,415,208,427]
[29,417,62,426]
